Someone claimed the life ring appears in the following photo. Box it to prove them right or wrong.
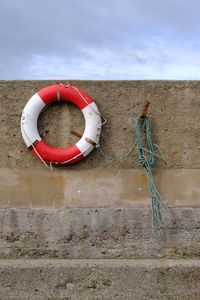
[21,83,102,166]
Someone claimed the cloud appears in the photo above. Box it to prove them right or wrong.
[0,0,200,79]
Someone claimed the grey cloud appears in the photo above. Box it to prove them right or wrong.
[0,0,200,79]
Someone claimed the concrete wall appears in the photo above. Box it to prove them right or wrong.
[0,81,200,298]
[0,80,200,250]
[0,80,199,169]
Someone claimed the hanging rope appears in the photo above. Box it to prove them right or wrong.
[134,113,169,226]
[97,101,170,226]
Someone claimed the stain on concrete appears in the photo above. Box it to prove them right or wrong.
[0,168,200,208]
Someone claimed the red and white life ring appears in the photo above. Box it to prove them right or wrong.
[21,83,102,165]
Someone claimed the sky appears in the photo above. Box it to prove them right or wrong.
[0,0,200,80]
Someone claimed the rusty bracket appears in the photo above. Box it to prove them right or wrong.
[85,137,97,146]
[141,100,150,118]
[70,130,82,139]
[41,130,49,139]
[70,130,96,146]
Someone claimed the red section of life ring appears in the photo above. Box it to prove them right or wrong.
[38,84,94,109]
[32,140,84,165]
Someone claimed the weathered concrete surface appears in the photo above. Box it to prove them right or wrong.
[1,81,200,298]
[0,259,200,300]
[0,168,200,208]
[0,207,200,259]
[0,80,200,169]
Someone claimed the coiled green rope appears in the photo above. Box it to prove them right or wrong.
[134,115,169,225]
[97,114,170,225]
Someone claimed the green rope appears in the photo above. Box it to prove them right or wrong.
[96,114,170,225]
[134,115,169,225]
[97,143,136,161]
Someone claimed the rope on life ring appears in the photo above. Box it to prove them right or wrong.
[21,83,103,167]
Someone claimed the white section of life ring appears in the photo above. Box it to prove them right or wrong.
[76,102,101,157]
[21,93,45,147]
